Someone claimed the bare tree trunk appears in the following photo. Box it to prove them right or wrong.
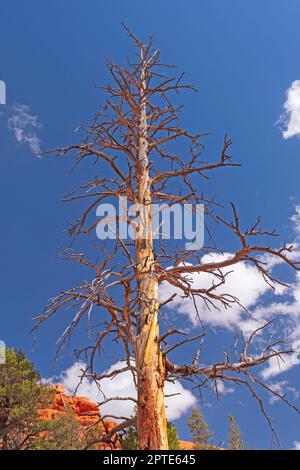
[135,53,168,450]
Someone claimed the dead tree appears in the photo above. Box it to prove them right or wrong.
[34,26,300,449]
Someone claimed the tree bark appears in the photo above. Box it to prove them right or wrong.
[135,52,168,450]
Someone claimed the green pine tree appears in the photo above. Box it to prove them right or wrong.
[227,415,247,450]
[188,408,213,450]
[167,421,180,450]
[0,348,104,450]
[0,349,53,450]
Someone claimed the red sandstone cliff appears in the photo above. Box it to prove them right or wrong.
[38,385,118,449]
[38,385,100,426]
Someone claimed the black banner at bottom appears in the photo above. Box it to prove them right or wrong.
[0,450,299,465]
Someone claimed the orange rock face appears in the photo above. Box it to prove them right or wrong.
[179,440,196,450]
[38,384,118,449]
[38,385,100,425]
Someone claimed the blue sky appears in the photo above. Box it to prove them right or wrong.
[1,0,300,449]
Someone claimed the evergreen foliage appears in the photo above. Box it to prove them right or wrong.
[0,349,53,449]
[227,415,247,450]
[188,408,213,450]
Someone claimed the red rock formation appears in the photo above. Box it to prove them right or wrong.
[38,385,118,449]
[179,440,196,450]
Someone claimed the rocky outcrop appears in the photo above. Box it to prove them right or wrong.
[38,385,118,449]
[179,440,196,450]
[38,385,100,426]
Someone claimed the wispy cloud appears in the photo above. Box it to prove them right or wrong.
[290,204,300,235]
[7,103,42,154]
[278,80,300,139]
[267,380,300,405]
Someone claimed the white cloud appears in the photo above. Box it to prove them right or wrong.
[215,380,234,395]
[52,361,196,421]
[292,440,300,450]
[159,205,300,379]
[8,103,42,154]
[254,272,300,380]
[292,441,300,450]
[160,254,300,378]
[159,253,274,332]
[260,343,300,380]
[267,380,300,405]
[279,80,300,139]
[161,257,300,378]
[290,205,300,235]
